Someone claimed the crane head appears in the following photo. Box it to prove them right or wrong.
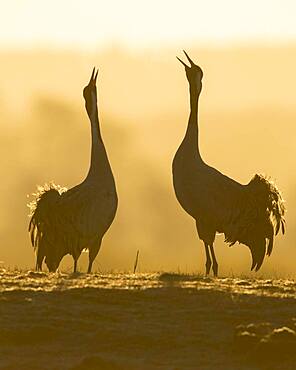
[177,51,203,92]
[83,67,98,116]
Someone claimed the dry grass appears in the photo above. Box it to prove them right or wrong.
[0,270,295,369]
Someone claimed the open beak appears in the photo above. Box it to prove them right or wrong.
[176,56,189,68]
[183,50,195,66]
[89,67,99,84]
[176,50,196,68]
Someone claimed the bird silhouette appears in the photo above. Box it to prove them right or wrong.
[172,51,285,276]
[29,68,118,273]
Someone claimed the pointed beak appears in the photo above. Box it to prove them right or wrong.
[89,67,96,83]
[89,67,98,85]
[176,56,189,68]
[183,50,196,66]
[94,69,98,83]
[176,51,197,68]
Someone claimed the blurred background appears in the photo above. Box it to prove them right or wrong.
[0,0,295,275]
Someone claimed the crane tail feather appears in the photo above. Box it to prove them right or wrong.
[267,234,274,257]
[255,246,266,271]
[249,239,266,272]
[224,174,285,271]
[27,183,66,268]
[251,254,256,271]
[275,222,280,235]
[281,219,286,235]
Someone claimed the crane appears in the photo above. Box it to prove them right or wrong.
[29,68,118,273]
[172,51,285,276]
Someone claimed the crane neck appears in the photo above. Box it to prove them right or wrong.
[183,84,202,161]
[86,103,112,180]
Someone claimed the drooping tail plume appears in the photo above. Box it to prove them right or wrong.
[224,174,285,271]
[28,183,66,269]
[249,174,285,257]
[249,174,285,270]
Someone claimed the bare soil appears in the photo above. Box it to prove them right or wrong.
[0,270,295,370]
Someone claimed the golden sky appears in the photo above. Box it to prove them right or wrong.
[2,0,296,49]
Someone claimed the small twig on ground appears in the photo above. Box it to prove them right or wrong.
[133,250,139,273]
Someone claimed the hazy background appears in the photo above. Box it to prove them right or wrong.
[0,0,295,275]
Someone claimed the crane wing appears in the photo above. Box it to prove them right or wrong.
[29,181,118,264]
[190,167,285,271]
[56,182,118,241]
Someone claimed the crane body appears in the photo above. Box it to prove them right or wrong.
[172,51,285,276]
[29,68,118,273]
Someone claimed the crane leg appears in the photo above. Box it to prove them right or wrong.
[87,240,102,273]
[209,244,218,277]
[35,260,40,271]
[73,258,78,273]
[204,242,212,275]
[36,253,44,271]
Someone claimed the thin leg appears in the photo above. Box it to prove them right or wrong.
[209,244,218,277]
[87,240,102,274]
[204,242,212,275]
[73,258,78,273]
[36,253,44,271]
[35,262,41,271]
[35,260,40,271]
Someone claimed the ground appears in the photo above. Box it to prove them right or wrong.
[0,270,296,370]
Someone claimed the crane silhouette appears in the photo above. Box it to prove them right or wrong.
[172,51,285,276]
[29,68,118,273]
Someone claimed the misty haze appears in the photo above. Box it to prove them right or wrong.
[1,44,296,370]
[1,46,294,274]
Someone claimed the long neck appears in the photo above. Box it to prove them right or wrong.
[182,84,202,161]
[86,102,112,180]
